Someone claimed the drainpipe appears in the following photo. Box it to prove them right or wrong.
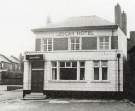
[117,53,121,92]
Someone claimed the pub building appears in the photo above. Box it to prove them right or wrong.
[23,16,127,98]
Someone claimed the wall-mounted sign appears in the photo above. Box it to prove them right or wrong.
[26,54,44,60]
[43,30,95,37]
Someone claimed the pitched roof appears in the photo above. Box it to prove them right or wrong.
[32,15,116,32]
[9,56,20,64]
[47,15,114,28]
[0,54,11,63]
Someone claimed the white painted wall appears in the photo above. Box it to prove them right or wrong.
[23,27,127,92]
[40,51,123,92]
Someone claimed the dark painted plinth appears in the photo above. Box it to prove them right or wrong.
[43,90,124,99]
[23,90,31,98]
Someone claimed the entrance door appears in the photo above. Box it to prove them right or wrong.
[31,61,44,92]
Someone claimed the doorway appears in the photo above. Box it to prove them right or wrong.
[31,61,44,92]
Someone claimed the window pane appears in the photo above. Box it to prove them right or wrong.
[53,38,68,50]
[100,37,104,42]
[66,62,71,67]
[94,61,99,67]
[80,62,85,67]
[102,68,107,80]
[52,68,57,80]
[48,45,52,50]
[94,68,99,80]
[35,38,41,51]
[111,36,118,49]
[71,44,75,50]
[48,39,52,44]
[52,62,57,67]
[76,38,80,43]
[82,37,97,50]
[60,68,77,80]
[80,68,85,80]
[101,61,108,67]
[43,38,47,44]
[105,45,109,49]
[105,37,109,42]
[72,62,77,67]
[60,62,65,67]
[99,36,109,50]
[76,44,80,50]
[71,38,75,43]
[43,45,47,51]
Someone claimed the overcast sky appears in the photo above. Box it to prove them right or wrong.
[0,0,133,57]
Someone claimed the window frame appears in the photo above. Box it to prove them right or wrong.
[42,38,53,51]
[51,61,85,81]
[71,37,81,51]
[99,36,110,50]
[93,60,108,81]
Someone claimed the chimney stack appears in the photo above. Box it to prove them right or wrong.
[121,11,127,35]
[114,4,127,35]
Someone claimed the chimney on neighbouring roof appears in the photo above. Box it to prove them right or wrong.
[121,11,127,35]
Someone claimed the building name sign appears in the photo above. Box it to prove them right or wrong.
[26,54,44,60]
[43,30,95,37]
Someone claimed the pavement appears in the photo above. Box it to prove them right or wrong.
[0,89,23,102]
[0,90,135,111]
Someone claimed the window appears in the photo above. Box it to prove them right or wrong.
[60,61,77,80]
[80,61,85,80]
[101,61,108,80]
[43,38,53,51]
[53,38,68,50]
[52,62,57,80]
[82,37,97,50]
[51,61,85,80]
[99,37,109,50]
[93,60,108,81]
[71,38,80,50]
[94,61,100,80]
[35,38,41,51]
[111,36,118,49]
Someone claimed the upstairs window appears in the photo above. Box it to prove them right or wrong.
[43,38,53,51]
[82,37,97,50]
[99,37,109,50]
[53,38,68,50]
[35,38,41,51]
[71,38,80,50]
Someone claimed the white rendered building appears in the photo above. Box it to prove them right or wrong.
[23,16,127,98]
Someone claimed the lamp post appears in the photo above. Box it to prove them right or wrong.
[117,53,121,92]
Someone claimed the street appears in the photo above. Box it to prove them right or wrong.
[0,90,135,111]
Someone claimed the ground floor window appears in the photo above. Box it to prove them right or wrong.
[80,61,85,80]
[93,60,108,81]
[51,61,85,80]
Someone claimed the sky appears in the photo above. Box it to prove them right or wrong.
[0,0,134,57]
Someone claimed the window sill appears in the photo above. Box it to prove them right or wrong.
[91,80,110,83]
[48,80,87,83]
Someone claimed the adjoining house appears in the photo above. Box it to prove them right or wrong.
[126,31,135,102]
[23,4,127,98]
[9,56,21,73]
[0,54,22,88]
